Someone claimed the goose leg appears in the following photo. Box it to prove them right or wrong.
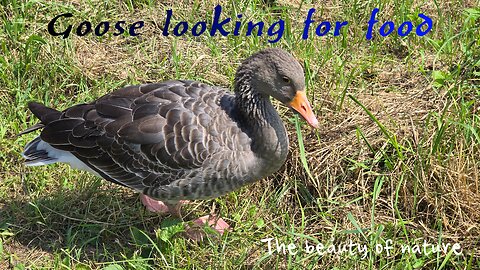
[139,194,230,240]
[139,193,172,213]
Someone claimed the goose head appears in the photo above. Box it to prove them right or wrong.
[235,48,319,128]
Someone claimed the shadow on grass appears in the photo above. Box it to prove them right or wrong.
[0,182,183,263]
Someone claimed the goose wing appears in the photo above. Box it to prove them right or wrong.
[35,80,235,195]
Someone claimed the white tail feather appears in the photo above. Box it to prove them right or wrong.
[22,136,99,176]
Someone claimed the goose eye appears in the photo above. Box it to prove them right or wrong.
[282,76,290,83]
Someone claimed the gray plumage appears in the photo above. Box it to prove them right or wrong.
[21,48,312,204]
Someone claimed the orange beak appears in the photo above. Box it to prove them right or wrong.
[288,91,319,128]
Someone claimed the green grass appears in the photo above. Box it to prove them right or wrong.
[1,0,479,269]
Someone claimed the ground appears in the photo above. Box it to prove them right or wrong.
[0,0,479,269]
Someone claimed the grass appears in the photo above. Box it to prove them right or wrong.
[0,0,479,269]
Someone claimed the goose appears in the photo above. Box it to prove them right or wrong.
[20,48,318,239]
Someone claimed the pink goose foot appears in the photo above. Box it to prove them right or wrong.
[139,194,230,240]
[140,194,171,213]
[185,215,230,241]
